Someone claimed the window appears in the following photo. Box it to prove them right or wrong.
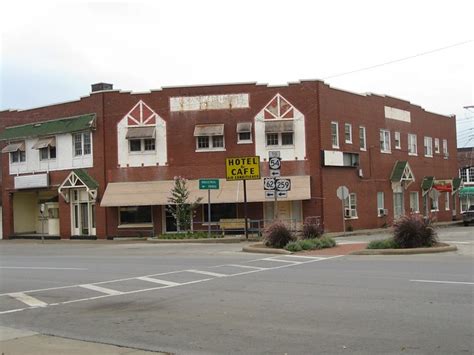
[194,124,225,151]
[197,136,209,149]
[408,134,417,155]
[119,206,152,225]
[442,139,448,156]
[394,132,401,149]
[10,150,26,163]
[331,122,339,148]
[344,193,357,218]
[377,192,384,216]
[424,137,433,157]
[238,131,251,142]
[281,132,293,146]
[445,192,450,211]
[212,136,224,148]
[344,123,352,143]
[380,129,391,153]
[359,126,366,150]
[237,122,252,143]
[470,168,474,182]
[39,146,56,160]
[195,135,225,151]
[434,138,440,153]
[430,192,439,211]
[410,192,419,213]
[266,132,293,147]
[129,138,156,152]
[203,203,236,223]
[73,132,92,156]
[266,133,279,146]
[460,168,467,182]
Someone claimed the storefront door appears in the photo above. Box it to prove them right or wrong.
[71,189,96,236]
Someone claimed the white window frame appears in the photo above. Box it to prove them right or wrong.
[344,193,358,219]
[442,139,448,157]
[394,131,401,149]
[445,192,450,211]
[377,192,384,216]
[10,150,26,164]
[410,191,419,213]
[129,138,156,153]
[408,134,417,156]
[344,123,352,144]
[359,126,366,151]
[434,138,440,154]
[424,136,433,157]
[195,135,225,152]
[73,131,92,157]
[380,129,391,153]
[331,122,339,148]
[237,131,252,144]
[265,132,294,147]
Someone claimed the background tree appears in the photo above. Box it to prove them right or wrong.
[167,176,202,232]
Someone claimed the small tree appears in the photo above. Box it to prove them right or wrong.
[167,176,202,232]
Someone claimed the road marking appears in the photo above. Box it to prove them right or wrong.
[136,277,181,287]
[227,264,269,270]
[80,284,123,295]
[447,241,473,244]
[281,255,334,260]
[410,279,474,285]
[186,270,228,277]
[0,267,88,270]
[261,258,302,264]
[8,292,48,307]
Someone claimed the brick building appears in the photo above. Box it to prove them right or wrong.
[0,81,460,238]
[458,147,474,211]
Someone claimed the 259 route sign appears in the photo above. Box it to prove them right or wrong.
[275,178,291,191]
[225,156,261,181]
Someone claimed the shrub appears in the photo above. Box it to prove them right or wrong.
[319,236,336,248]
[302,217,324,239]
[263,221,295,248]
[393,215,437,248]
[285,237,336,251]
[299,239,315,250]
[367,238,400,249]
[286,241,303,252]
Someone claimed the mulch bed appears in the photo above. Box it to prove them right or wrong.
[299,243,368,256]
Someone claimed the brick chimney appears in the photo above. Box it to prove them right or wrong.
[91,83,113,92]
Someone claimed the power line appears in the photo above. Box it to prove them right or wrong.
[323,40,473,80]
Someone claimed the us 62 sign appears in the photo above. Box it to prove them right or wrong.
[275,178,291,192]
[264,178,276,190]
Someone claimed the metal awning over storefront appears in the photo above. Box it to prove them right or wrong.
[459,186,474,197]
[101,176,311,207]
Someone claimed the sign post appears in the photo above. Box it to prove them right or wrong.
[336,186,349,233]
[225,157,261,240]
[199,179,220,238]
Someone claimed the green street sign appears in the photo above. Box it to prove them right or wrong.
[199,179,220,190]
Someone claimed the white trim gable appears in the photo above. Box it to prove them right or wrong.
[58,171,97,202]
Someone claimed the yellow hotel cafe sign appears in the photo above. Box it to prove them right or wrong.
[225,156,260,181]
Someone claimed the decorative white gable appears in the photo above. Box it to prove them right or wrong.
[117,100,167,167]
[254,94,306,161]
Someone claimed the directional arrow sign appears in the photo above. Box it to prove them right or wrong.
[275,178,291,192]
[265,190,275,199]
[276,191,288,198]
[270,170,281,177]
[264,178,276,190]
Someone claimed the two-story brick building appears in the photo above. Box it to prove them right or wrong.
[0,81,460,238]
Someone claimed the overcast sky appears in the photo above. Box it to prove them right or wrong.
[0,0,473,147]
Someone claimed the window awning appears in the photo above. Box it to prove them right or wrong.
[125,126,156,139]
[421,176,434,196]
[452,177,462,195]
[194,124,224,137]
[58,169,99,202]
[390,161,415,189]
[101,175,311,207]
[1,142,25,153]
[236,122,252,133]
[459,186,474,197]
[32,137,56,149]
[265,121,294,133]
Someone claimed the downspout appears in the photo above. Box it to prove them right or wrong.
[316,82,325,226]
[101,92,108,238]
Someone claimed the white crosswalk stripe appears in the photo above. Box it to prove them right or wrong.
[137,277,181,287]
[9,292,48,307]
[80,284,123,295]
[186,270,228,277]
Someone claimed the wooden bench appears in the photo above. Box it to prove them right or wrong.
[219,218,247,235]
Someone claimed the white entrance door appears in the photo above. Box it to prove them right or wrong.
[71,189,96,236]
[393,192,404,219]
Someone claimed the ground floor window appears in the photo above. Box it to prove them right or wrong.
[445,192,450,211]
[410,192,419,213]
[202,203,237,223]
[430,192,439,211]
[119,206,152,225]
[460,196,473,212]
[344,193,357,218]
[377,192,384,216]
[393,192,404,218]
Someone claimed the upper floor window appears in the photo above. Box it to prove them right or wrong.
[344,123,352,144]
[408,134,417,155]
[194,124,225,152]
[265,121,294,147]
[331,122,339,148]
[424,136,433,157]
[434,138,440,154]
[2,141,26,163]
[73,132,92,156]
[237,122,252,144]
[33,137,56,161]
[126,126,156,153]
[359,126,366,151]
[394,132,401,149]
[442,139,448,157]
[380,129,391,153]
[460,167,474,183]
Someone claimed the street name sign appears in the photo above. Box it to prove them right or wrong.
[225,156,261,181]
[199,179,220,190]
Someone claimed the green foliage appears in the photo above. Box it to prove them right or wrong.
[393,215,437,248]
[301,217,324,239]
[157,231,222,239]
[167,176,203,232]
[284,236,336,251]
[367,238,400,249]
[263,221,295,248]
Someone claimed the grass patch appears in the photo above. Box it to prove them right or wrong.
[285,236,336,252]
[157,231,223,239]
[367,238,400,249]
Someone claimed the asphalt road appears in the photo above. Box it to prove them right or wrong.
[0,226,473,354]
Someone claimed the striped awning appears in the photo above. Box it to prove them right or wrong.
[459,186,474,197]
[1,142,25,153]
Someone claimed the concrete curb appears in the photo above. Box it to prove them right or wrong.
[242,243,293,255]
[349,244,457,255]
[147,237,243,244]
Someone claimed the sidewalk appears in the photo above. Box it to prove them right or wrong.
[0,326,167,355]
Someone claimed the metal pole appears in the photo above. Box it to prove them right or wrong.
[243,179,248,240]
[341,190,346,233]
[207,189,211,238]
[274,184,278,220]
